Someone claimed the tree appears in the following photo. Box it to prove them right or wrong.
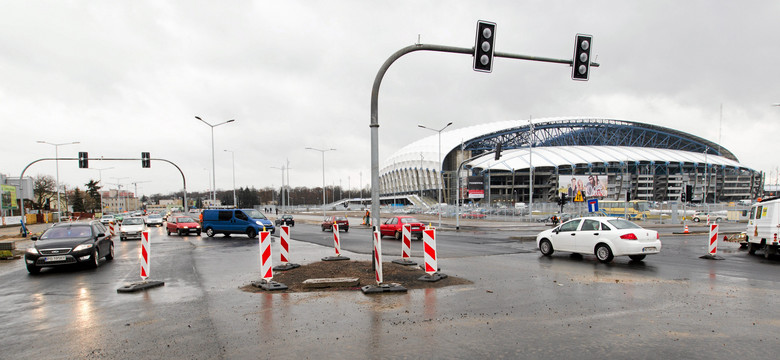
[71,188,85,212]
[84,179,102,213]
[33,174,56,210]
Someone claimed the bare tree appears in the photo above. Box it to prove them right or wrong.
[33,174,56,210]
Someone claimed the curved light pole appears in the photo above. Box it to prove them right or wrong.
[224,149,237,207]
[418,122,452,228]
[306,147,336,217]
[195,116,235,204]
[37,140,79,222]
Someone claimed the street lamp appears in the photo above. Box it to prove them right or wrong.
[271,165,286,213]
[224,149,237,207]
[195,116,235,204]
[37,140,80,222]
[418,122,452,228]
[306,147,336,217]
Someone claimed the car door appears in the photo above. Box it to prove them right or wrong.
[574,219,602,253]
[234,210,250,232]
[551,219,582,252]
[381,218,396,236]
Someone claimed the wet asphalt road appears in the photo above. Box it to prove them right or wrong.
[1,222,779,359]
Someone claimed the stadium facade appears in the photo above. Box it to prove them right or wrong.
[379,118,763,205]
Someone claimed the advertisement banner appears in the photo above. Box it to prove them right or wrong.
[467,176,485,199]
[559,175,609,198]
[1,185,18,210]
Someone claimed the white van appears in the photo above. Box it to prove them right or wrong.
[746,198,780,258]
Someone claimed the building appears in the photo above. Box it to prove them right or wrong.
[380,118,762,205]
[101,189,140,213]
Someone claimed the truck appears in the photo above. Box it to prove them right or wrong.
[746,197,780,258]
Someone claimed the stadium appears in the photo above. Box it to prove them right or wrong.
[379,117,762,207]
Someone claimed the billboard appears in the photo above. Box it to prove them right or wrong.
[467,176,485,199]
[1,185,18,210]
[558,174,609,198]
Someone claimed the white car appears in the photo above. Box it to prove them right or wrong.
[145,213,164,227]
[536,217,662,263]
[100,214,115,225]
[119,217,146,241]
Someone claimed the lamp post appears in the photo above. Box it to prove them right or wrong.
[37,140,80,222]
[111,176,129,213]
[306,147,336,218]
[195,116,235,204]
[271,165,286,212]
[224,150,237,207]
[418,122,452,228]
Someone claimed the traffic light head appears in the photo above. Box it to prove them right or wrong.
[494,143,502,161]
[572,34,592,81]
[141,152,151,168]
[473,20,497,73]
[78,152,88,168]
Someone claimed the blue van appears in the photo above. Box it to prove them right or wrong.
[202,209,275,238]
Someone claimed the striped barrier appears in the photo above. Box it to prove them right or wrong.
[140,230,150,280]
[374,227,383,284]
[273,225,301,271]
[700,223,723,260]
[109,221,116,237]
[392,224,416,265]
[323,223,349,261]
[252,229,287,290]
[418,226,447,282]
[361,226,407,294]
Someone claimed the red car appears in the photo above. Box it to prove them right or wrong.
[380,216,425,240]
[166,216,202,236]
[321,216,349,232]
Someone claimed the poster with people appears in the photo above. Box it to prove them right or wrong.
[559,175,608,198]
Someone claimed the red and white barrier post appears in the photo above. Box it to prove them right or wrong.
[361,226,407,294]
[252,228,288,290]
[109,221,116,237]
[117,229,165,293]
[323,223,349,261]
[140,230,150,280]
[392,224,416,266]
[419,226,447,282]
[273,225,301,271]
[374,227,383,284]
[700,223,724,260]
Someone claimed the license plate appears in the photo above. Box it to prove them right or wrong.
[642,247,657,253]
[45,256,67,262]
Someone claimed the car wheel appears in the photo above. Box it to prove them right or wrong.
[765,247,772,259]
[247,228,257,239]
[178,229,184,236]
[120,236,125,241]
[26,263,40,274]
[196,231,201,236]
[89,248,100,268]
[693,218,700,222]
[539,239,554,256]
[167,229,171,236]
[106,243,115,261]
[394,231,401,240]
[417,235,423,241]
[344,227,349,233]
[715,218,722,222]
[206,228,215,237]
[747,242,757,255]
[628,254,646,261]
[595,244,614,263]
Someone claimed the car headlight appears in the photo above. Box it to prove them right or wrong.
[26,247,38,255]
[73,244,94,252]
[256,220,263,226]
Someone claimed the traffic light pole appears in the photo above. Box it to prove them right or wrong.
[370,43,600,236]
[454,150,497,230]
[18,157,188,225]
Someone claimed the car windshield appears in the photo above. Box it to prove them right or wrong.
[606,218,642,229]
[400,218,420,224]
[177,217,196,223]
[335,216,347,221]
[148,214,162,219]
[283,215,292,219]
[244,209,267,220]
[103,215,113,219]
[41,225,93,239]
[123,218,144,225]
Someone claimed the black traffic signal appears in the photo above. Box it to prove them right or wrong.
[572,34,592,81]
[78,152,88,168]
[141,152,151,168]
[473,20,497,73]
[685,185,693,202]
[494,143,502,160]
[558,193,568,206]
[626,190,631,202]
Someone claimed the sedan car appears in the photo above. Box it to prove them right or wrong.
[379,216,426,240]
[119,217,146,241]
[321,216,349,232]
[100,214,115,225]
[275,214,295,227]
[145,213,164,227]
[166,216,201,236]
[535,217,661,263]
[24,221,114,273]
[691,211,727,222]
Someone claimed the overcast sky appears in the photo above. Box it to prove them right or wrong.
[2,1,779,197]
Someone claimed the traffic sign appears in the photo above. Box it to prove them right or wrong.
[587,199,599,212]
[574,191,584,202]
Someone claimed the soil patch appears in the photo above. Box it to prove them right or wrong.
[240,260,472,293]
